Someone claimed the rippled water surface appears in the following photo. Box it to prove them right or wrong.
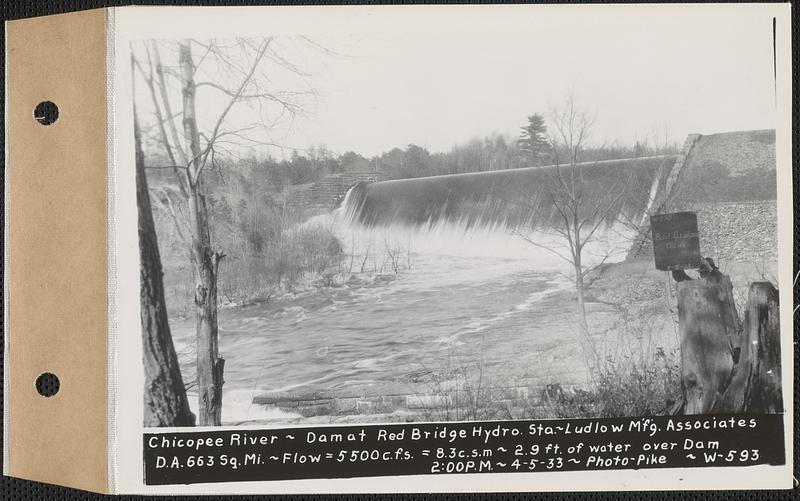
[171,213,630,424]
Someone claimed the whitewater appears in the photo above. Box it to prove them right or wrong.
[171,180,643,425]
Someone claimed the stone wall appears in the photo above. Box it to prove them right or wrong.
[629,200,778,264]
[697,201,778,264]
[668,130,777,205]
[254,384,560,420]
[285,172,389,215]
[681,129,776,178]
[628,129,777,264]
[661,133,701,199]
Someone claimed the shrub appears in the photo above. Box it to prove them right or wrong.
[162,221,344,314]
[534,347,681,419]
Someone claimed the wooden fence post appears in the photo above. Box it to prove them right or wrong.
[677,274,741,414]
[678,277,782,414]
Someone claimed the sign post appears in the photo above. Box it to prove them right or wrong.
[650,212,701,271]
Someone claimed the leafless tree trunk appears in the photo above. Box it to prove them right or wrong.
[133,37,315,426]
[572,237,592,360]
[136,99,195,427]
[178,42,228,426]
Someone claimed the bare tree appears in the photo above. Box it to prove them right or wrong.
[134,70,195,426]
[133,38,316,425]
[514,94,637,371]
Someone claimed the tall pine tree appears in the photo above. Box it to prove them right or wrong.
[518,114,550,166]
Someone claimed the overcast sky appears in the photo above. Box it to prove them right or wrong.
[136,7,779,158]
[302,17,776,157]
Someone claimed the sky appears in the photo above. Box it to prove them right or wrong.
[134,6,780,159]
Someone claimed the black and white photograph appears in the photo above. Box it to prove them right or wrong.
[2,3,792,495]
[131,6,785,432]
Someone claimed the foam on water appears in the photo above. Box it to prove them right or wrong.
[325,178,642,275]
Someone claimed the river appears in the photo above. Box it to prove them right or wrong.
[171,212,633,425]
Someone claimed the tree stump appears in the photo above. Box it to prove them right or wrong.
[677,276,782,414]
[733,283,782,413]
[677,274,740,414]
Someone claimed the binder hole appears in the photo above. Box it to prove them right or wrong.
[33,101,59,126]
[35,372,60,397]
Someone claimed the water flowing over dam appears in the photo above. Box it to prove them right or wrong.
[340,156,675,232]
[333,156,676,263]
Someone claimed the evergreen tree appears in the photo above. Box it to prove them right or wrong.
[518,113,550,166]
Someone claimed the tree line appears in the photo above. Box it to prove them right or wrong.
[147,125,670,192]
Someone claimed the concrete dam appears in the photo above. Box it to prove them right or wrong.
[338,156,676,234]
[319,129,777,265]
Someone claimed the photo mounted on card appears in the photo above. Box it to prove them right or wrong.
[3,3,793,495]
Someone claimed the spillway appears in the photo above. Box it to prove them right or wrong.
[339,156,676,233]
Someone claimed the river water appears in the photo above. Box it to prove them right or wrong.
[170,211,636,425]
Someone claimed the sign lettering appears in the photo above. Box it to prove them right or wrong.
[650,212,701,271]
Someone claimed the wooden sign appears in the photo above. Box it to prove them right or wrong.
[650,211,701,271]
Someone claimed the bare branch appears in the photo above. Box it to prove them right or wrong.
[149,187,190,244]
[189,38,273,185]
[152,41,190,169]
[195,81,305,114]
[134,49,190,198]
[512,228,573,265]
[145,165,190,171]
